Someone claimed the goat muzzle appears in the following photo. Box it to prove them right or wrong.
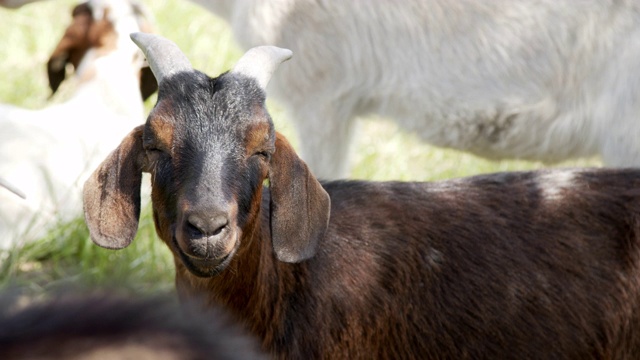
[173,209,239,277]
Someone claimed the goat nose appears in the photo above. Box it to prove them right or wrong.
[186,212,229,238]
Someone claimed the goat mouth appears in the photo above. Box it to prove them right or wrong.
[172,236,238,278]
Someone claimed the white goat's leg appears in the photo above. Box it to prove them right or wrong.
[289,106,357,180]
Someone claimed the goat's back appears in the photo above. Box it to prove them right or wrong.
[277,168,640,358]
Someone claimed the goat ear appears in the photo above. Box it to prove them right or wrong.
[139,66,158,101]
[47,3,92,95]
[268,132,330,263]
[47,44,72,95]
[47,54,69,94]
[131,3,159,101]
[83,126,145,249]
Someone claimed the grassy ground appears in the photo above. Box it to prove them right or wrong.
[0,0,599,297]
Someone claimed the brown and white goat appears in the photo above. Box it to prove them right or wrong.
[45,0,157,101]
[84,33,640,358]
[0,0,156,248]
[0,291,264,359]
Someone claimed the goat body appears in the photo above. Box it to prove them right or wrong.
[0,0,156,248]
[186,169,640,358]
[184,159,640,358]
[84,34,640,358]
[190,0,640,178]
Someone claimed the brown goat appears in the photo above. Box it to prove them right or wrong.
[83,33,640,358]
[0,291,264,359]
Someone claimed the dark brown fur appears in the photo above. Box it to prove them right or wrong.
[0,291,264,359]
[83,63,640,358]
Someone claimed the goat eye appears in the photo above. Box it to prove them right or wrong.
[145,146,167,161]
[254,151,270,160]
[143,141,164,153]
[145,147,162,155]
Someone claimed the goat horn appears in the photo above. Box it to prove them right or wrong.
[130,32,192,84]
[232,46,292,90]
[0,177,26,199]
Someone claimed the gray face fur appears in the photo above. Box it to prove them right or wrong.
[145,70,276,276]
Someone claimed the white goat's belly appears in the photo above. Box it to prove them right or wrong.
[366,91,599,163]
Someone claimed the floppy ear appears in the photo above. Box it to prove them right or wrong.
[47,3,93,95]
[83,126,145,249]
[139,66,158,101]
[268,132,330,263]
[47,50,69,95]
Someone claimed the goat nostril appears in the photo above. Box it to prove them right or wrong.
[186,214,228,238]
[211,221,227,236]
[186,221,205,238]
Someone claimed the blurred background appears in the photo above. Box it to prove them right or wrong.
[0,0,598,297]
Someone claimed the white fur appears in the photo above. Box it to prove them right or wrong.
[537,169,577,202]
[0,0,148,248]
[191,0,640,179]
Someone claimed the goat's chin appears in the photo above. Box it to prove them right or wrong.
[172,236,238,278]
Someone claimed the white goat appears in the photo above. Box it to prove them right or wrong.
[0,0,156,248]
[190,0,640,179]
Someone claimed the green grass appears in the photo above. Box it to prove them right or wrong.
[0,1,600,297]
[0,208,173,294]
